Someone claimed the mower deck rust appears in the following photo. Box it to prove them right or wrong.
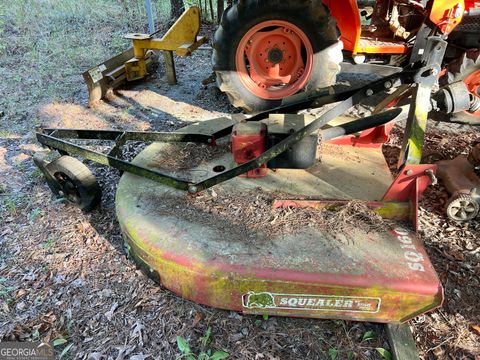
[116,118,443,323]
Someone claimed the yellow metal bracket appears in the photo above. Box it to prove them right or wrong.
[124,6,207,82]
[82,6,207,105]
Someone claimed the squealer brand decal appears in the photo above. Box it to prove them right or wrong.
[242,292,381,313]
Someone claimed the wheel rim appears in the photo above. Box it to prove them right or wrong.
[448,197,478,221]
[464,69,480,117]
[235,20,314,100]
[54,172,81,204]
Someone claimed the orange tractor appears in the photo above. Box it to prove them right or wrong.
[213,0,480,115]
[84,0,480,121]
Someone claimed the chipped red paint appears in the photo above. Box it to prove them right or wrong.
[382,164,436,230]
[121,214,443,323]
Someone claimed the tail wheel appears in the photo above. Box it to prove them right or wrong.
[45,156,101,212]
[213,0,342,113]
[442,49,480,121]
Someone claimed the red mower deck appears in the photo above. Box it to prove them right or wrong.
[116,118,443,323]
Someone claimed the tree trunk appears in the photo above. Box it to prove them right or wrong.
[209,0,214,21]
[170,0,185,20]
[217,0,224,23]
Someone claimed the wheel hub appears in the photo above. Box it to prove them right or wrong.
[447,194,479,221]
[55,172,80,204]
[268,48,284,64]
[236,20,314,100]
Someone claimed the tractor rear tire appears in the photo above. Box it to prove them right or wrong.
[213,0,342,113]
[442,49,480,123]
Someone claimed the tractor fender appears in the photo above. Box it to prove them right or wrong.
[322,0,361,52]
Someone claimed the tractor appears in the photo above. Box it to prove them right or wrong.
[83,0,480,124]
[212,0,480,115]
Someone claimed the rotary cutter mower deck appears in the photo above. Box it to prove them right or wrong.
[34,37,458,330]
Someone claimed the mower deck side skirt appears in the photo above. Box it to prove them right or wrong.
[121,219,442,296]
[119,220,443,323]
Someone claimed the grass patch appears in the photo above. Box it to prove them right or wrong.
[1,194,20,214]
[42,237,55,250]
[0,279,15,308]
[0,0,171,133]
[29,168,43,179]
[0,191,28,215]
[28,207,42,222]
[0,130,15,138]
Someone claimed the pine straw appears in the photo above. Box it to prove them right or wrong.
[181,189,393,241]
[2,130,479,359]
[150,142,231,171]
[323,200,388,235]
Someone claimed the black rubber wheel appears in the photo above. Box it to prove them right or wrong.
[213,0,341,113]
[441,49,480,124]
[45,156,101,212]
[446,193,479,222]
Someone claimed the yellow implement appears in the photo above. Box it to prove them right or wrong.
[83,6,207,105]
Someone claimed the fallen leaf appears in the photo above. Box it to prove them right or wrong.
[471,325,480,335]
[105,302,119,321]
[191,312,203,328]
[87,352,102,360]
[451,251,465,261]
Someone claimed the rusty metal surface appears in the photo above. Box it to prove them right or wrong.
[437,155,480,195]
[82,48,134,104]
[399,37,447,166]
[116,139,443,323]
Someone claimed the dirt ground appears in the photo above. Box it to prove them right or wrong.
[1,1,480,359]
